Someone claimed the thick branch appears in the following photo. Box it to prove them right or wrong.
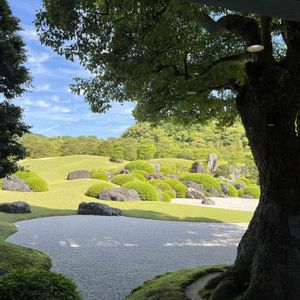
[260,16,273,61]
[195,12,261,46]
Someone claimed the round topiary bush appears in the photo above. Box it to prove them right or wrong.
[226,183,239,197]
[85,181,119,198]
[238,189,245,197]
[125,160,156,174]
[91,169,109,181]
[164,179,187,198]
[165,190,177,199]
[180,173,221,192]
[131,169,148,176]
[131,173,147,181]
[111,174,144,186]
[160,192,171,202]
[15,170,39,180]
[122,181,160,201]
[0,268,82,300]
[214,164,231,178]
[149,179,173,192]
[25,177,49,192]
[244,184,260,199]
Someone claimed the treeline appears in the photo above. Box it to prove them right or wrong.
[22,121,253,166]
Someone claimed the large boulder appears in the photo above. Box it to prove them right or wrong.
[240,166,249,176]
[208,187,223,197]
[230,166,240,181]
[220,182,229,196]
[67,170,91,180]
[186,187,206,200]
[190,161,205,173]
[0,201,31,214]
[165,174,179,180]
[99,188,140,201]
[201,198,216,205]
[152,164,161,173]
[2,176,32,192]
[78,202,121,216]
[147,174,164,180]
[182,181,205,193]
[208,153,218,173]
[235,183,246,190]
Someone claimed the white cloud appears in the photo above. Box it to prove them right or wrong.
[29,52,50,64]
[23,99,50,108]
[35,84,50,92]
[22,27,39,41]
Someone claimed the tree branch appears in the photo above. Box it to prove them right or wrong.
[195,12,261,46]
[260,16,273,61]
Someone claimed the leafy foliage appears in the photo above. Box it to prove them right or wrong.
[0,268,82,300]
[122,181,160,201]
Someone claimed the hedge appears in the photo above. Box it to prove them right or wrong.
[0,268,82,300]
[165,190,177,199]
[91,169,109,181]
[244,184,260,199]
[180,173,221,192]
[226,182,238,197]
[112,174,144,186]
[25,177,49,192]
[131,169,148,176]
[149,179,173,192]
[125,161,156,174]
[122,181,160,201]
[85,181,119,198]
[164,179,187,198]
[160,192,171,203]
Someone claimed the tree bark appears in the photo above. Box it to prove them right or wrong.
[210,56,300,299]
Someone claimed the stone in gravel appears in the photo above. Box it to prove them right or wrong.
[190,161,205,173]
[182,181,205,192]
[152,164,161,173]
[201,198,216,205]
[99,188,140,201]
[78,202,121,216]
[186,187,206,200]
[0,201,31,214]
[220,182,229,196]
[2,175,32,192]
[67,170,91,180]
[119,169,130,174]
[147,174,164,180]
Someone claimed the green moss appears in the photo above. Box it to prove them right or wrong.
[25,177,49,192]
[0,268,82,300]
[125,265,228,300]
[91,169,109,181]
[122,181,160,201]
[180,174,221,192]
[125,161,156,174]
[164,179,187,198]
[112,174,144,185]
[85,181,119,198]
[244,184,260,199]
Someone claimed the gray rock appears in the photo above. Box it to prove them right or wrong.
[106,172,114,181]
[208,187,223,197]
[99,188,140,201]
[0,201,31,214]
[201,198,216,205]
[186,187,206,200]
[78,202,121,216]
[240,166,249,175]
[165,174,179,180]
[235,183,246,190]
[220,182,229,196]
[208,153,218,173]
[119,169,130,174]
[230,167,240,181]
[2,176,32,192]
[190,161,205,173]
[241,194,254,199]
[67,170,91,180]
[152,164,161,173]
[182,181,205,192]
[147,174,164,180]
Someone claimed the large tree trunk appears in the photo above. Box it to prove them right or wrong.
[210,47,300,299]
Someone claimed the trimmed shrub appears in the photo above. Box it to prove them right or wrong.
[131,169,148,176]
[149,179,173,192]
[91,170,109,181]
[236,177,251,185]
[160,192,171,202]
[122,181,160,201]
[238,189,245,197]
[85,181,119,198]
[131,173,147,181]
[165,190,177,199]
[112,174,144,186]
[0,268,82,300]
[180,173,221,192]
[125,160,156,174]
[226,183,239,197]
[214,164,231,178]
[109,144,124,163]
[25,177,49,192]
[15,170,39,180]
[164,179,187,198]
[244,184,260,199]
[137,143,157,160]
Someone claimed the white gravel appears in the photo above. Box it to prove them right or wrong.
[8,216,248,300]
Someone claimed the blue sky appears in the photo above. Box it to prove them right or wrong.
[8,0,136,138]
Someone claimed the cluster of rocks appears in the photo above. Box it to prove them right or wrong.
[0,201,31,214]
[99,188,140,201]
[2,176,32,192]
[78,202,121,216]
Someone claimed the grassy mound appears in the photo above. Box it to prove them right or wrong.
[0,268,82,300]
[125,161,156,174]
[125,265,228,300]
[122,181,160,201]
[164,179,187,198]
[85,181,119,198]
[180,174,221,192]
